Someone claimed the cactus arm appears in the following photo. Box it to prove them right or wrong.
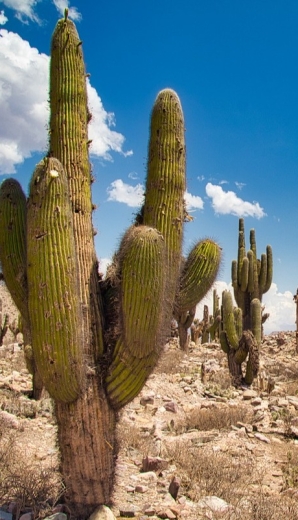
[105,225,165,408]
[0,179,28,322]
[177,239,221,312]
[27,157,84,403]
[143,89,185,329]
[263,245,273,294]
[221,290,239,349]
[120,226,165,358]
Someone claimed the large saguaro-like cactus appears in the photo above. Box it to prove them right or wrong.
[0,13,221,519]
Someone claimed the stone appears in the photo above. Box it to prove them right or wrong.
[0,410,19,429]
[119,504,140,517]
[169,475,181,499]
[254,433,271,443]
[141,456,169,472]
[242,390,258,400]
[197,495,230,513]
[19,514,32,520]
[88,506,116,520]
[164,401,178,413]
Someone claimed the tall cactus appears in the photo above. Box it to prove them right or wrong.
[232,218,272,330]
[0,13,221,518]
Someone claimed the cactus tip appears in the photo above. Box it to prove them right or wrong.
[64,8,68,21]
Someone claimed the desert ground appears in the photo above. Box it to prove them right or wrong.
[1,283,298,520]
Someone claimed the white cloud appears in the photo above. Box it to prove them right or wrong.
[262,284,295,334]
[52,0,82,21]
[87,80,132,160]
[235,181,246,190]
[205,182,266,219]
[0,29,129,174]
[184,191,204,211]
[107,179,144,207]
[197,175,205,182]
[0,0,40,23]
[99,257,111,277]
[128,171,139,180]
[107,181,204,212]
[0,10,8,24]
[0,29,49,173]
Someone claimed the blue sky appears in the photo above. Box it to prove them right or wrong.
[0,0,297,332]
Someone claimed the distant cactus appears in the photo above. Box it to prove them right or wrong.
[232,218,272,331]
[220,290,261,386]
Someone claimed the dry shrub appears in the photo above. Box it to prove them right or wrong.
[225,494,298,520]
[117,422,156,456]
[0,422,64,519]
[164,440,254,504]
[282,449,298,489]
[175,405,252,434]
[154,344,185,375]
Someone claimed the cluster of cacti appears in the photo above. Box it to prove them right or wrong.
[0,12,221,517]
[190,289,221,344]
[219,219,273,386]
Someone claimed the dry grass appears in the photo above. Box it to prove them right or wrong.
[154,344,186,375]
[0,422,63,519]
[117,422,156,457]
[174,404,252,434]
[164,439,255,504]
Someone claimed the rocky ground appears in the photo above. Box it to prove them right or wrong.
[1,285,298,519]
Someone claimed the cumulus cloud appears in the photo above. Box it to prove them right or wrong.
[0,29,129,174]
[262,284,295,334]
[107,179,144,207]
[0,0,41,23]
[87,80,132,160]
[107,180,204,213]
[0,29,49,173]
[99,257,111,277]
[1,0,81,23]
[52,0,81,21]
[0,10,8,24]
[184,191,204,211]
[205,182,266,219]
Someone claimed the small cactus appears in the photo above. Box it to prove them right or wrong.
[220,290,261,386]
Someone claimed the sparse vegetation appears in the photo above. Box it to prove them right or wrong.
[0,423,64,520]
